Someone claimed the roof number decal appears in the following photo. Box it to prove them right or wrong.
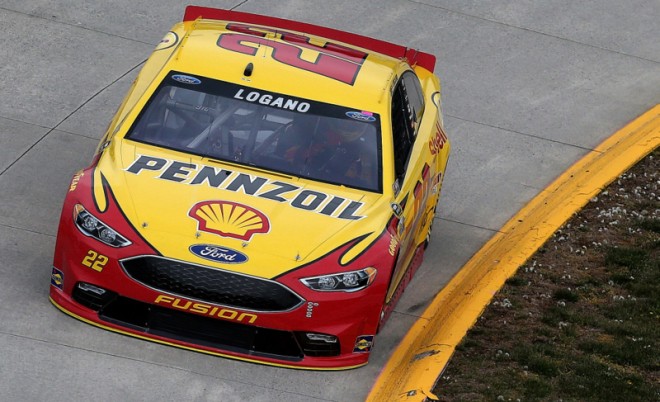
[217,23,368,85]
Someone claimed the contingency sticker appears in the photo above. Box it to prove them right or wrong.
[353,335,374,353]
[51,267,64,290]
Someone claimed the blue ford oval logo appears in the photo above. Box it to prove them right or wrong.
[172,74,201,85]
[189,244,248,264]
[346,111,376,122]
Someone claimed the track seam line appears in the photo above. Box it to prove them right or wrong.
[405,1,660,64]
[0,6,154,45]
[0,60,146,177]
[0,223,55,238]
[445,114,596,151]
[436,216,502,234]
[230,1,250,10]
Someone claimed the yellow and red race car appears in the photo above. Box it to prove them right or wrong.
[50,6,450,369]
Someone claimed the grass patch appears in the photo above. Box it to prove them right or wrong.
[638,217,660,233]
[434,152,659,401]
[505,276,526,286]
[541,305,571,327]
[605,247,649,269]
[557,356,655,402]
[522,377,552,399]
[513,345,560,377]
[553,288,579,302]
[579,337,655,368]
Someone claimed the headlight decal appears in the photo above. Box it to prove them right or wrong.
[74,169,161,255]
[300,267,376,292]
[73,204,132,247]
[273,230,393,295]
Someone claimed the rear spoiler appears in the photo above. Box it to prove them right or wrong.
[183,5,436,72]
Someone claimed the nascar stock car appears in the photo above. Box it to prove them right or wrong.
[50,5,450,369]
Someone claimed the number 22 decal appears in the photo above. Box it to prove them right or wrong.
[82,250,108,272]
[217,23,368,85]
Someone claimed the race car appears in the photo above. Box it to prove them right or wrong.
[50,5,450,370]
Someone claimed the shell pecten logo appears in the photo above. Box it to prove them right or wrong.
[189,200,270,241]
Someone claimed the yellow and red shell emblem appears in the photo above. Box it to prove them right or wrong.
[189,200,270,241]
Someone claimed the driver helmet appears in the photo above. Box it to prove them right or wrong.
[331,119,368,143]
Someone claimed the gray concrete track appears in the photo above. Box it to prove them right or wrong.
[1,1,658,401]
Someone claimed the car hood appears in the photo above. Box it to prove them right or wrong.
[94,142,388,278]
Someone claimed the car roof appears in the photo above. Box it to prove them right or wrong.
[164,18,406,113]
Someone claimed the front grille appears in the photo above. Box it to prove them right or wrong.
[121,256,303,312]
[99,296,304,360]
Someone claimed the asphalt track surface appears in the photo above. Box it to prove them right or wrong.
[0,1,658,401]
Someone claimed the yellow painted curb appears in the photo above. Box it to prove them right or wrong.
[366,105,660,401]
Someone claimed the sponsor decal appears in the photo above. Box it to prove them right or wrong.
[390,202,403,217]
[51,267,64,290]
[431,91,442,109]
[388,235,398,256]
[429,121,448,155]
[432,172,443,194]
[305,301,319,318]
[353,335,374,353]
[69,171,84,192]
[155,31,178,51]
[126,155,366,220]
[346,111,376,122]
[171,74,201,85]
[154,295,257,323]
[190,244,248,264]
[189,201,270,241]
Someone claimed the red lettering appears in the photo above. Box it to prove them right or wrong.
[429,122,448,155]
[226,23,367,63]
[217,24,367,85]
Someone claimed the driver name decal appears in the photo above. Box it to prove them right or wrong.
[234,89,310,112]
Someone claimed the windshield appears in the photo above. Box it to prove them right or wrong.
[126,72,382,192]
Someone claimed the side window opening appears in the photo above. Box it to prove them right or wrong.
[391,71,425,183]
[403,72,425,132]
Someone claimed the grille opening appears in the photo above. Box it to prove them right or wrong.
[98,296,304,360]
[72,282,117,311]
[121,256,303,312]
[294,332,341,357]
